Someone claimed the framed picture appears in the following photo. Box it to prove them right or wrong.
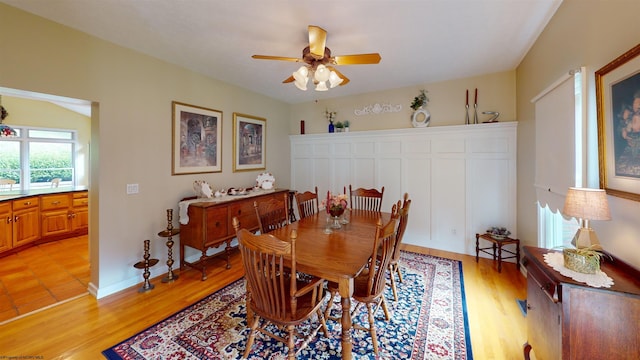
[233,112,266,172]
[172,101,222,175]
[596,43,640,201]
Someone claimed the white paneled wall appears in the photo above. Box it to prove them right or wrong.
[290,122,517,256]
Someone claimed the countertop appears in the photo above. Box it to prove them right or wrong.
[0,186,88,202]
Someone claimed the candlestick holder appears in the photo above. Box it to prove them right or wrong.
[158,209,180,283]
[133,239,159,292]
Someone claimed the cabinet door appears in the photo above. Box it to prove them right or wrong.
[527,271,562,360]
[0,202,11,253]
[71,207,89,231]
[13,206,40,247]
[41,209,72,237]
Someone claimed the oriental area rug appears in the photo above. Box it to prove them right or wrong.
[103,251,473,359]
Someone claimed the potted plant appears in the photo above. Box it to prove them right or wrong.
[410,89,429,110]
[562,245,609,274]
[334,121,344,132]
[343,120,350,132]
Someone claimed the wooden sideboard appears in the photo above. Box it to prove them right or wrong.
[523,246,640,359]
[179,189,288,280]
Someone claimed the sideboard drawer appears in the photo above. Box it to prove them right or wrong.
[526,258,559,302]
[204,207,228,246]
[228,200,258,231]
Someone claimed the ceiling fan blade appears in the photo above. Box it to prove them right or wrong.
[308,25,327,59]
[252,55,301,62]
[333,53,381,65]
[282,75,295,83]
[328,66,350,85]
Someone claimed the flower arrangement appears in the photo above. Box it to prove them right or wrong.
[410,89,429,110]
[322,192,348,217]
[325,109,337,123]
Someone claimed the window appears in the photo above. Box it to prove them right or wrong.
[533,68,587,248]
[0,127,77,189]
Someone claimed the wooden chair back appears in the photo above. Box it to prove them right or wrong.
[0,179,16,191]
[349,185,384,212]
[391,193,411,263]
[295,186,319,220]
[362,204,399,301]
[236,224,296,320]
[254,192,289,233]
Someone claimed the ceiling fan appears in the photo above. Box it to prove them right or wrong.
[252,25,381,91]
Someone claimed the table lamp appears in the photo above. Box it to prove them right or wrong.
[562,187,611,249]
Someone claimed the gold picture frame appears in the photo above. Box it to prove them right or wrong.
[233,112,266,172]
[171,101,222,175]
[596,43,640,201]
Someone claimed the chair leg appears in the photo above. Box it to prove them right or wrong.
[389,266,399,302]
[243,315,261,359]
[324,289,338,320]
[396,264,403,283]
[381,296,390,321]
[367,303,379,355]
[286,324,296,360]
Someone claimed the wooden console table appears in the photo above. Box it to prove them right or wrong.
[475,233,520,273]
[523,246,640,359]
[179,189,288,280]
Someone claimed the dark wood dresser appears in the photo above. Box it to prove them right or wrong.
[523,246,640,359]
[179,189,288,280]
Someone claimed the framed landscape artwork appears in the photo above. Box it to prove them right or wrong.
[172,101,222,175]
[233,112,266,172]
[596,43,640,201]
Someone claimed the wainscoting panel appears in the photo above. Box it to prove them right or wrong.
[290,122,517,256]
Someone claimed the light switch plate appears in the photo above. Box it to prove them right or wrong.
[126,183,139,194]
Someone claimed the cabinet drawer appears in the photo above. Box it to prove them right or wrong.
[228,200,258,230]
[0,202,10,213]
[12,197,39,211]
[41,194,71,211]
[527,259,559,302]
[204,207,228,245]
[73,198,89,207]
[73,191,88,199]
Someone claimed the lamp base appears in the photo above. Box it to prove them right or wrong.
[571,227,601,249]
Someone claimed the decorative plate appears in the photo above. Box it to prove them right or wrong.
[193,180,213,198]
[256,172,275,188]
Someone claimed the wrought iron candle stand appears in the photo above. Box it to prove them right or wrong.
[133,239,159,292]
[158,209,180,283]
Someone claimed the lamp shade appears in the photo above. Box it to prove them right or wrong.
[329,71,343,88]
[314,64,330,82]
[562,187,611,221]
[293,66,309,91]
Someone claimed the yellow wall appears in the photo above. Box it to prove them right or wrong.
[517,0,640,268]
[1,96,91,186]
[290,71,516,134]
[0,3,291,296]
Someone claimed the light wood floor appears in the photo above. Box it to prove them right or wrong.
[0,243,528,359]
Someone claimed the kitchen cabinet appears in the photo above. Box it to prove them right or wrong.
[12,196,40,247]
[0,202,11,253]
[41,191,89,240]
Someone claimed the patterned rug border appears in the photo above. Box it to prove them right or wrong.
[103,250,473,360]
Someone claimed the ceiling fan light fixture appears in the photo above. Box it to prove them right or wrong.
[315,81,328,91]
[293,66,309,90]
[314,64,330,82]
[328,71,343,88]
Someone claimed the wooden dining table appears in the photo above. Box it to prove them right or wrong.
[269,209,391,360]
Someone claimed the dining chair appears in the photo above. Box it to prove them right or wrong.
[254,192,289,233]
[232,217,329,360]
[349,185,385,212]
[51,178,61,188]
[388,193,411,301]
[0,179,16,191]
[325,203,399,355]
[295,186,319,220]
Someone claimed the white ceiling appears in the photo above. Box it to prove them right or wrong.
[2,0,562,104]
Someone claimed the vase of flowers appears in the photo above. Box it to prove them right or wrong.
[322,192,348,229]
[325,109,337,133]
